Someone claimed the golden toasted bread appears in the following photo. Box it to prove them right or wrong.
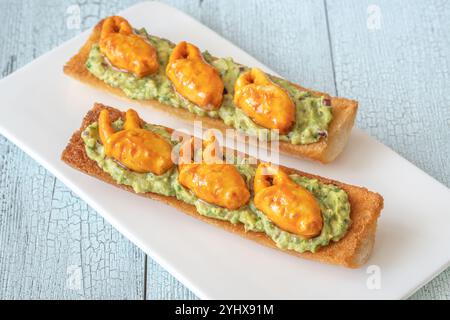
[63,20,358,163]
[61,103,383,268]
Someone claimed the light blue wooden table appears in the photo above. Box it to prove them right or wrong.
[0,0,449,299]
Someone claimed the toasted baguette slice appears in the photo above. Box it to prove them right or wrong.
[63,19,358,163]
[61,103,383,268]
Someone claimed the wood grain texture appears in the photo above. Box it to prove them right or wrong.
[146,259,197,300]
[0,0,145,300]
[0,0,448,299]
[325,0,450,299]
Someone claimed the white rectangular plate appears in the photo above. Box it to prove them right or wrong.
[0,1,449,299]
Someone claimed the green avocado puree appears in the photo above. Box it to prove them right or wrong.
[81,120,350,253]
[86,28,332,145]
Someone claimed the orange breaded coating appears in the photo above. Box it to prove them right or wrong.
[99,108,174,175]
[166,41,224,110]
[254,163,322,238]
[99,16,159,78]
[234,68,295,134]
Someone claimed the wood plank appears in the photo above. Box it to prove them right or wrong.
[326,0,450,299]
[0,0,145,299]
[326,0,450,187]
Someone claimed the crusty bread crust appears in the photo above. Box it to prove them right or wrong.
[63,20,358,163]
[61,103,383,268]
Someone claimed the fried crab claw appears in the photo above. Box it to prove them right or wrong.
[99,16,159,78]
[254,163,323,238]
[166,41,224,110]
[177,133,250,210]
[234,68,295,134]
[98,108,174,175]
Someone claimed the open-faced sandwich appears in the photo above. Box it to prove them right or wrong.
[64,16,358,163]
[61,103,383,268]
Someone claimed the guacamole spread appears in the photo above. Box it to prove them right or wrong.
[86,29,333,145]
[81,120,350,253]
